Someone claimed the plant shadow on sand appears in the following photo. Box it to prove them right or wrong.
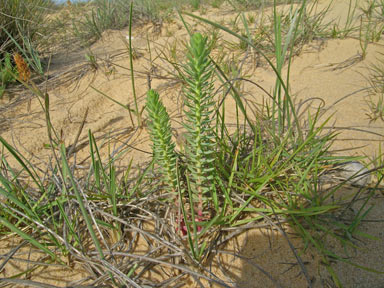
[234,186,384,288]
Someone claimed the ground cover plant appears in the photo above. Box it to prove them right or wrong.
[0,1,384,287]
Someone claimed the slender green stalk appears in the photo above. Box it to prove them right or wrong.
[129,2,141,126]
[60,144,105,260]
[0,137,43,192]
[0,216,56,260]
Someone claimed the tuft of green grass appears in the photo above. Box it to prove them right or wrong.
[365,53,384,122]
[84,51,98,70]
[211,0,225,8]
[0,0,52,57]
[70,0,132,45]
[191,0,201,10]
[360,0,384,42]
[0,0,50,79]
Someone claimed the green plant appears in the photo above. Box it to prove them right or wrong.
[191,0,201,10]
[0,54,17,97]
[239,32,250,51]
[85,51,98,70]
[228,0,297,10]
[2,29,44,76]
[0,0,51,57]
[360,0,384,42]
[365,54,384,122]
[146,89,178,193]
[211,0,224,8]
[359,15,370,59]
[181,6,382,285]
[128,2,142,126]
[366,94,384,122]
[221,0,334,68]
[146,33,218,260]
[182,33,217,219]
[332,0,359,38]
[247,13,256,24]
[0,0,48,76]
[71,0,132,45]
[2,2,384,287]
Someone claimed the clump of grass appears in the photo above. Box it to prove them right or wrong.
[371,144,384,181]
[0,0,52,58]
[191,0,201,10]
[228,0,298,10]
[0,0,49,81]
[366,93,384,122]
[357,0,384,59]
[360,0,384,42]
[70,0,133,45]
[212,0,333,69]
[84,51,99,70]
[211,0,225,8]
[70,0,205,46]
[365,54,384,122]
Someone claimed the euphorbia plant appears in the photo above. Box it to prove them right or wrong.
[182,32,217,226]
[146,33,218,260]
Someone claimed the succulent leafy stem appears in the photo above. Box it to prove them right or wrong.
[146,89,177,193]
[183,33,216,213]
